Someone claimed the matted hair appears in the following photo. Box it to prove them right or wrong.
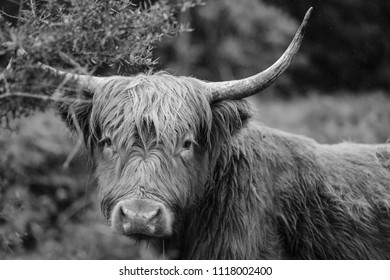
[88,73,214,153]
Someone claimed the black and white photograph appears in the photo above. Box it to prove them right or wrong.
[1,0,390,272]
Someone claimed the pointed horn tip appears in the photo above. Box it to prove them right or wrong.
[304,7,313,22]
[296,7,313,37]
[207,7,313,102]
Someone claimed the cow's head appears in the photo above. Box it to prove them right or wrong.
[36,9,311,253]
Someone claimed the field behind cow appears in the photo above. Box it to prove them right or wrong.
[1,92,389,259]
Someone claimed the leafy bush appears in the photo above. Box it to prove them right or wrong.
[0,0,203,127]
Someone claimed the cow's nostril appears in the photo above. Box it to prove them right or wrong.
[143,210,155,220]
[144,208,160,223]
[120,206,136,221]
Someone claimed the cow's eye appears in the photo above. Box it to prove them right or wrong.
[182,140,192,150]
[101,137,112,147]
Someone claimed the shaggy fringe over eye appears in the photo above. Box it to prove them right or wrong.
[87,72,213,153]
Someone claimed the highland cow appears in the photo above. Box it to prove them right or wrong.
[25,8,390,259]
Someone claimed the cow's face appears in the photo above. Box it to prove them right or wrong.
[87,74,213,242]
[56,72,251,250]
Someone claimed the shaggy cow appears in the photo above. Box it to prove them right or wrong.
[28,8,390,259]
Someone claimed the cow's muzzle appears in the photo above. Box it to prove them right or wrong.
[111,199,173,239]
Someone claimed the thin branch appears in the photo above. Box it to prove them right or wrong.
[29,0,36,18]
[16,0,24,28]
[0,9,25,20]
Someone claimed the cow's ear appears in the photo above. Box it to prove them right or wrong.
[56,89,95,146]
[210,100,252,137]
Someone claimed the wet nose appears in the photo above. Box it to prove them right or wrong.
[120,204,161,230]
[111,199,173,238]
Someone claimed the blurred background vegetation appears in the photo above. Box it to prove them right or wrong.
[1,0,390,259]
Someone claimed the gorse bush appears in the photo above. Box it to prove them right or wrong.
[0,0,203,127]
[2,0,203,69]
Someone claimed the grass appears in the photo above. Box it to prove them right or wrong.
[0,92,389,259]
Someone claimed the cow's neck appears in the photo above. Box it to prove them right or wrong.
[179,124,303,259]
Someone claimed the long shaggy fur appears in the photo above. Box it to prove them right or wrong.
[58,72,390,259]
[184,125,390,259]
[90,74,213,151]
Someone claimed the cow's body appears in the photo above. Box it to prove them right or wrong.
[181,122,390,259]
[20,7,390,259]
[55,71,390,260]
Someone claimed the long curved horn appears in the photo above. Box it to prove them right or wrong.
[207,7,313,102]
[16,49,104,91]
[37,61,105,91]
